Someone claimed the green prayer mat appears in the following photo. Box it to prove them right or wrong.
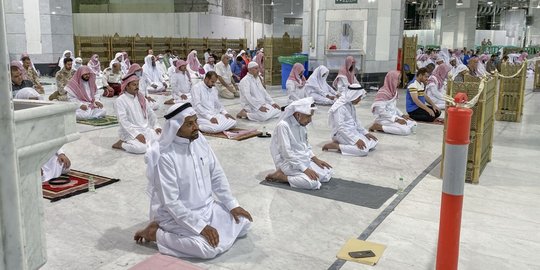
[76,115,118,126]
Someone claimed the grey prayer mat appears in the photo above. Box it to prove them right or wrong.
[260,178,397,209]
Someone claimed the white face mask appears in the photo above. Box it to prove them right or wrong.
[135,70,142,77]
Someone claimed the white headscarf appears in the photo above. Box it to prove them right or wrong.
[58,50,73,69]
[279,97,316,123]
[305,65,335,95]
[328,84,366,133]
[145,103,196,220]
[142,54,162,82]
[451,64,469,80]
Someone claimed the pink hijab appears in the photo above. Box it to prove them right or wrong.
[187,50,201,72]
[287,63,306,87]
[88,54,101,74]
[121,72,147,119]
[123,63,142,80]
[175,60,191,83]
[375,70,401,102]
[332,56,356,87]
[428,64,452,88]
[10,60,29,80]
[66,66,98,107]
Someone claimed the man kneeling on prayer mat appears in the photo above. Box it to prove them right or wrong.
[265,97,334,190]
[323,84,378,157]
[134,103,252,259]
[237,61,281,121]
[112,74,161,154]
[41,148,71,182]
[65,66,106,120]
[192,71,237,133]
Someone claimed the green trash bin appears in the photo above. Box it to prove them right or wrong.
[278,55,308,89]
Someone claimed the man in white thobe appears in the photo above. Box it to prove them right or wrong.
[192,71,237,133]
[166,60,192,104]
[134,103,252,259]
[41,148,71,182]
[203,56,215,73]
[112,75,161,154]
[65,66,107,120]
[323,84,378,157]
[237,62,281,121]
[214,54,239,99]
[141,55,167,93]
[265,97,334,190]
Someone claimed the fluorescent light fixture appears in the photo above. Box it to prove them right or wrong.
[511,6,518,9]
[412,0,417,4]
[456,0,463,6]
[487,1,493,4]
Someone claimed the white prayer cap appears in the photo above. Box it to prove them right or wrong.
[450,56,456,62]
[279,97,316,122]
[248,62,259,69]
[240,50,246,55]
[260,48,264,52]
[75,57,83,63]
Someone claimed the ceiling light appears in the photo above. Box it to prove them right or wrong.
[270,1,274,6]
[511,6,518,9]
[411,0,417,4]
[456,0,463,6]
[487,1,493,5]
[537,2,540,8]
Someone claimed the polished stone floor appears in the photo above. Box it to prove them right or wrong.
[37,77,540,270]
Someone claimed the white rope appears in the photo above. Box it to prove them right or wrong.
[445,61,526,109]
[492,62,526,79]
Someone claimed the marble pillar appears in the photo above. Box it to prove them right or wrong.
[302,0,404,74]
[0,2,27,270]
[5,0,74,64]
[439,0,478,50]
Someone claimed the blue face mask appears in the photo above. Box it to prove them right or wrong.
[135,70,142,77]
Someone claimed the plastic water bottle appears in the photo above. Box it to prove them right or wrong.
[88,175,96,192]
[411,125,417,134]
[262,126,267,136]
[397,177,405,193]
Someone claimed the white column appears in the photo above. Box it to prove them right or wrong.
[0,1,26,269]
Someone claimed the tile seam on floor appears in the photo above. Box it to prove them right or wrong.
[327,155,442,270]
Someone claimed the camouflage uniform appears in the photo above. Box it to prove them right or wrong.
[51,68,75,101]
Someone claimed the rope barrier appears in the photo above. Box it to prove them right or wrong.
[445,62,525,109]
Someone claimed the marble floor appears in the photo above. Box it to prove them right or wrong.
[37,77,540,270]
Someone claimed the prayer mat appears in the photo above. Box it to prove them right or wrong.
[152,91,172,96]
[129,253,203,270]
[42,170,120,202]
[260,178,396,209]
[336,238,386,266]
[76,115,118,126]
[202,128,262,141]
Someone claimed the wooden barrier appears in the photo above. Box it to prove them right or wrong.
[257,34,302,85]
[441,75,497,184]
[534,60,540,92]
[401,35,417,87]
[496,63,526,122]
[74,34,246,66]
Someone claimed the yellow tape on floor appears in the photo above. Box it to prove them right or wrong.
[336,238,386,266]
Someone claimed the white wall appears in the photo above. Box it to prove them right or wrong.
[73,13,272,46]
